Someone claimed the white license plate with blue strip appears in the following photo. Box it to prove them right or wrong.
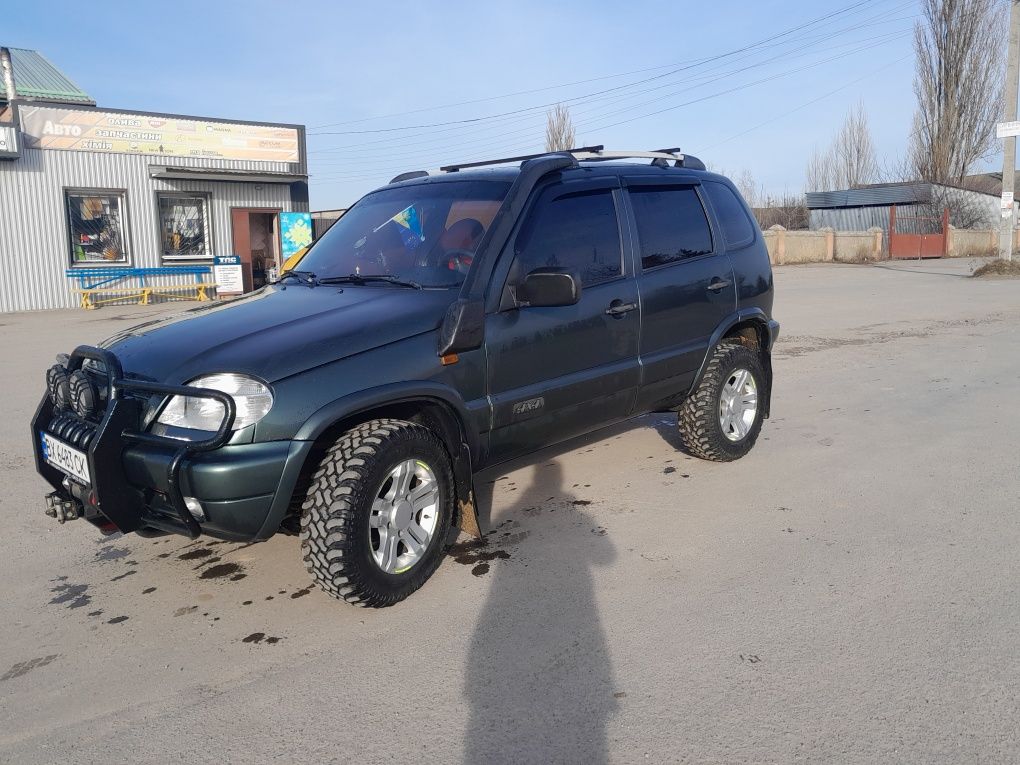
[40,432,91,485]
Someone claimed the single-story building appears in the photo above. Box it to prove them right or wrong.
[806,181,1018,235]
[0,46,308,312]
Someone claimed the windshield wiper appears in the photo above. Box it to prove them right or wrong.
[318,274,423,290]
[273,270,318,286]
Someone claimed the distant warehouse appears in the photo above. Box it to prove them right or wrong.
[0,46,308,312]
[806,181,1018,234]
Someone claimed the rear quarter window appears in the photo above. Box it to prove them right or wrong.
[704,182,757,249]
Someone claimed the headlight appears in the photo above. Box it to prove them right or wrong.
[155,373,273,432]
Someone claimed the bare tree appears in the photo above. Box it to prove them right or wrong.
[755,191,810,230]
[805,146,837,192]
[544,104,576,152]
[805,102,878,191]
[735,169,766,209]
[909,0,1006,185]
[833,102,878,188]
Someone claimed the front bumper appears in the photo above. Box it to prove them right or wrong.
[32,345,311,541]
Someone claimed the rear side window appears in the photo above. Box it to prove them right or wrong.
[630,186,713,270]
[704,182,756,248]
[515,189,622,286]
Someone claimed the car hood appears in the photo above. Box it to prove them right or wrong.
[100,284,456,384]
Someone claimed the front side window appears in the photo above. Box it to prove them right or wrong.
[513,188,622,286]
[298,180,510,288]
[159,195,210,260]
[630,186,713,270]
[66,191,128,264]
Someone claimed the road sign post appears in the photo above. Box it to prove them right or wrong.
[1000,2,1020,261]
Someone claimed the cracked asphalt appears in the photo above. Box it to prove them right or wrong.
[1,258,1018,763]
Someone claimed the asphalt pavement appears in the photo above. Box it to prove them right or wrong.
[1,258,1018,764]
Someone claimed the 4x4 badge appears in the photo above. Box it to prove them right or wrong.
[512,396,545,417]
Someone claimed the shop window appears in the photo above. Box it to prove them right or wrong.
[158,194,210,261]
[66,191,128,264]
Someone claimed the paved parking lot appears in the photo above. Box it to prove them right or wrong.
[2,259,1018,764]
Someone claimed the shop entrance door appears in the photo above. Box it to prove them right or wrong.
[230,208,281,291]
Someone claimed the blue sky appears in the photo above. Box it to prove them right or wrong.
[6,0,995,209]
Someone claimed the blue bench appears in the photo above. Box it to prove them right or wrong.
[65,266,217,309]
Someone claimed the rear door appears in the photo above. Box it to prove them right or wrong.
[623,179,737,411]
[484,178,641,462]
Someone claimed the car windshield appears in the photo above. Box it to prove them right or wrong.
[296,180,511,288]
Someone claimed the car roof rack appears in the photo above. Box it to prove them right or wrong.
[390,146,705,184]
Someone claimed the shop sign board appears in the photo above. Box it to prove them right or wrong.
[280,212,313,258]
[213,255,245,295]
[19,106,299,163]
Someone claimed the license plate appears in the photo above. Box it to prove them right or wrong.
[40,432,91,485]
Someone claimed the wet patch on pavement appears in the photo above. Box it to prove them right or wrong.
[2,655,58,681]
[199,562,244,580]
[449,539,512,577]
[49,582,91,609]
[242,632,282,645]
[94,545,131,562]
[178,548,215,561]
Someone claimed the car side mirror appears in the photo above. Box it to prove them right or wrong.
[517,267,581,308]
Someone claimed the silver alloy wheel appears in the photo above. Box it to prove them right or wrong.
[369,459,441,574]
[719,368,758,442]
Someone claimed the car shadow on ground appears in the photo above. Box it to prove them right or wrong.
[463,461,618,764]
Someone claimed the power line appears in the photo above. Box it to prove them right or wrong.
[309,22,912,164]
[308,4,915,159]
[308,0,881,132]
[309,33,908,182]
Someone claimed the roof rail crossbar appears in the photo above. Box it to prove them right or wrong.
[440,145,604,173]
[390,147,705,182]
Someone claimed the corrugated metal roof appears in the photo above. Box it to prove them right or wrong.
[805,183,933,209]
[2,47,94,105]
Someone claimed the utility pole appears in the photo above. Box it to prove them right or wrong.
[1000,1,1020,261]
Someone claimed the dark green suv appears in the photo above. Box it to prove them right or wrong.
[32,147,778,607]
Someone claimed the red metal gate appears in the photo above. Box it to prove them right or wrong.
[888,206,949,259]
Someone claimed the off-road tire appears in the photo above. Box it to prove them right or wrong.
[676,342,765,462]
[299,418,454,607]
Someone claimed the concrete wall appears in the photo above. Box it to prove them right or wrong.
[947,227,1020,257]
[763,226,884,265]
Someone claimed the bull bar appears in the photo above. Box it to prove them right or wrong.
[31,345,236,538]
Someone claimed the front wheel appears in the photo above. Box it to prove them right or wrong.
[676,342,765,462]
[300,419,454,607]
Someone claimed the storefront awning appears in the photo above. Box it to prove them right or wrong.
[148,165,307,184]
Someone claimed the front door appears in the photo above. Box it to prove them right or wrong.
[230,208,281,291]
[485,179,641,462]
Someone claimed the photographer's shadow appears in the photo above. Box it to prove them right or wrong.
[463,462,618,764]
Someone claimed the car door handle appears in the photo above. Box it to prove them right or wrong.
[605,300,637,317]
[707,279,732,292]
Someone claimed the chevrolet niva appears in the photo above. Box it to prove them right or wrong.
[33,147,778,607]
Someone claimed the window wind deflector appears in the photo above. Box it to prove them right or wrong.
[317,274,423,290]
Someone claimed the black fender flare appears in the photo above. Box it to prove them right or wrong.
[293,381,483,538]
[689,308,779,419]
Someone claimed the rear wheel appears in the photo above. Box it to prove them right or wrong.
[676,342,765,462]
[300,419,454,607]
